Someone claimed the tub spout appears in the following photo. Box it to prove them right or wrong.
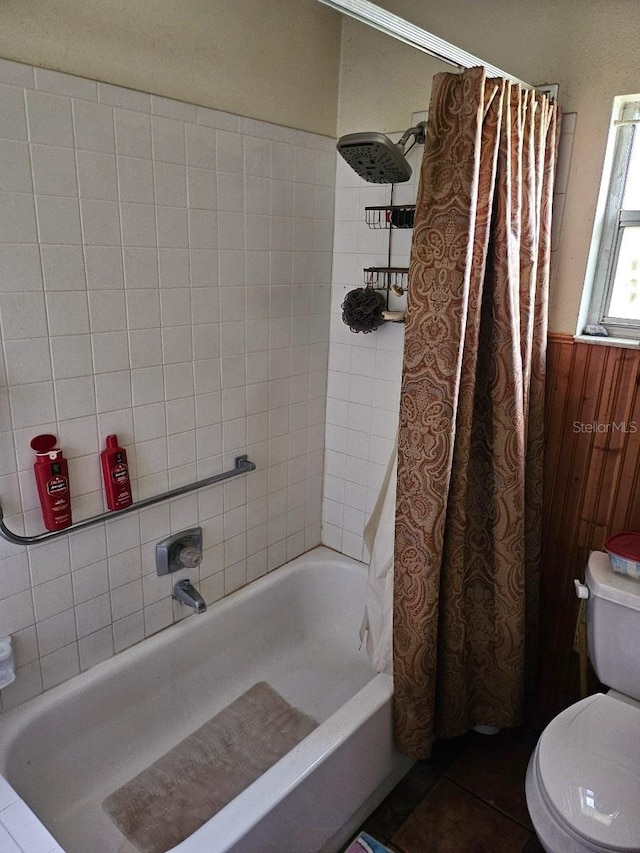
[172,579,206,613]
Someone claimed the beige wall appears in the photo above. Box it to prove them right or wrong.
[337,21,449,136]
[339,0,640,334]
[0,0,342,137]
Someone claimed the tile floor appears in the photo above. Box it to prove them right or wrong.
[343,727,544,853]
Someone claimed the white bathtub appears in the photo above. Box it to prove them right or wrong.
[0,546,411,853]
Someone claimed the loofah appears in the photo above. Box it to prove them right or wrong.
[341,287,386,333]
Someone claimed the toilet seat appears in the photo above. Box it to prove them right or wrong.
[534,693,640,851]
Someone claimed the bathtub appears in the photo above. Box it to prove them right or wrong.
[0,546,411,853]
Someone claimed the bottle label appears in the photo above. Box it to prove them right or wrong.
[112,463,129,485]
[47,476,68,496]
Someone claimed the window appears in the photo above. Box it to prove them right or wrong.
[584,98,640,339]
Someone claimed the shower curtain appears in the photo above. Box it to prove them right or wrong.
[394,66,559,759]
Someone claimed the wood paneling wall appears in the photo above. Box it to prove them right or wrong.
[535,333,640,725]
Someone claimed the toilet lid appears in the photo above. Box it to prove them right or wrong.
[537,694,640,851]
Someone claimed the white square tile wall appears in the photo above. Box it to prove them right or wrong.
[321,134,422,562]
[0,58,334,712]
[551,113,576,252]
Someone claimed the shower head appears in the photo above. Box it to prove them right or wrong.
[337,131,412,183]
[336,122,426,184]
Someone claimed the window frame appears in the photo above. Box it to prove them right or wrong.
[583,98,640,340]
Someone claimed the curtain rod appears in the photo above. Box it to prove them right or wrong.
[316,0,533,90]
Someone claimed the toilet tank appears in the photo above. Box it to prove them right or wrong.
[586,550,640,700]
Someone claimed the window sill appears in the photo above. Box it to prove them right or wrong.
[573,334,640,349]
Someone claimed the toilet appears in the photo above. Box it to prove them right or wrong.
[526,551,640,852]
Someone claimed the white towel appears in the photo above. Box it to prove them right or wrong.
[359,437,397,676]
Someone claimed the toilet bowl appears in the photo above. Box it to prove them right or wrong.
[526,693,640,852]
[526,551,640,853]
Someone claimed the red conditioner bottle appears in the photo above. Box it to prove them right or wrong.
[101,434,132,511]
[30,434,72,531]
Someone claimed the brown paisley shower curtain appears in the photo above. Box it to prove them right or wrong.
[394,66,559,759]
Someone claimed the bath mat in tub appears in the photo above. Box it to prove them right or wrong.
[103,681,317,853]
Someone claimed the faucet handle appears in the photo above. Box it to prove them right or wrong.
[179,545,202,569]
[156,527,202,576]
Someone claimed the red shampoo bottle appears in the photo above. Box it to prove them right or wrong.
[31,434,72,531]
[101,435,132,511]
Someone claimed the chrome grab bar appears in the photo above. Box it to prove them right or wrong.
[0,455,256,547]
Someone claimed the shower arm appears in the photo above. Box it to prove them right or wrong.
[397,122,427,151]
